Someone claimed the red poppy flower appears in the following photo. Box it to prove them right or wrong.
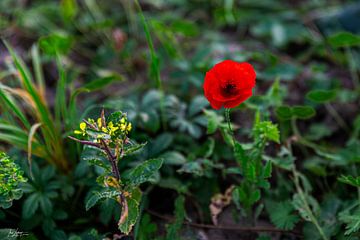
[203,60,256,110]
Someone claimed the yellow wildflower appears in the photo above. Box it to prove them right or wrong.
[127,123,132,132]
[74,122,87,135]
[97,118,102,128]
[80,122,86,131]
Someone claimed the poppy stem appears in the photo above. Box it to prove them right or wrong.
[225,108,235,147]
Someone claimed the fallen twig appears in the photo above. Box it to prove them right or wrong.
[146,209,303,238]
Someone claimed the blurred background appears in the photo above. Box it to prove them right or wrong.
[0,0,360,240]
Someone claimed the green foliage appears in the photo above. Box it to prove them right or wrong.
[1,0,360,239]
[166,195,185,240]
[266,200,300,230]
[339,208,360,235]
[338,175,360,187]
[123,158,163,186]
[60,0,78,22]
[0,152,26,208]
[137,214,157,240]
[276,105,316,120]
[328,32,360,48]
[119,188,142,235]
[253,121,280,143]
[39,33,73,56]
[306,90,337,103]
[71,111,163,235]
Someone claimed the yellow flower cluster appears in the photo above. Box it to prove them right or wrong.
[73,122,87,136]
[74,116,132,138]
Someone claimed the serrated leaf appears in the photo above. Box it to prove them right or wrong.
[292,193,319,222]
[124,142,147,156]
[263,161,272,178]
[247,162,257,182]
[339,209,360,235]
[267,200,299,230]
[253,121,280,143]
[338,175,360,187]
[234,142,248,166]
[249,189,261,205]
[85,190,120,211]
[306,90,337,103]
[123,159,163,186]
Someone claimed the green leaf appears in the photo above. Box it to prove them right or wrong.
[275,106,292,120]
[292,193,320,222]
[306,90,337,103]
[123,159,164,186]
[267,200,300,230]
[124,142,147,156]
[275,105,315,120]
[61,0,78,21]
[166,195,185,240]
[338,175,360,187]
[85,193,101,211]
[39,33,73,56]
[339,209,360,235]
[204,110,222,134]
[161,151,187,165]
[82,75,124,92]
[263,161,272,178]
[292,106,316,119]
[328,32,360,48]
[22,193,40,218]
[85,190,120,211]
[246,162,257,182]
[188,96,208,117]
[137,214,157,240]
[171,20,199,37]
[253,121,280,143]
[118,188,142,235]
[249,189,261,205]
[39,196,53,216]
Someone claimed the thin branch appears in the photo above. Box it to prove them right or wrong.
[100,139,120,180]
[68,136,100,148]
[146,209,303,238]
[83,119,97,130]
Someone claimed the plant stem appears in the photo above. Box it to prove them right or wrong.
[292,167,328,240]
[325,103,349,133]
[346,47,360,89]
[225,108,235,147]
[100,139,120,180]
[290,118,327,152]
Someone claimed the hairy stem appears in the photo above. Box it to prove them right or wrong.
[225,108,235,147]
[292,167,328,240]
